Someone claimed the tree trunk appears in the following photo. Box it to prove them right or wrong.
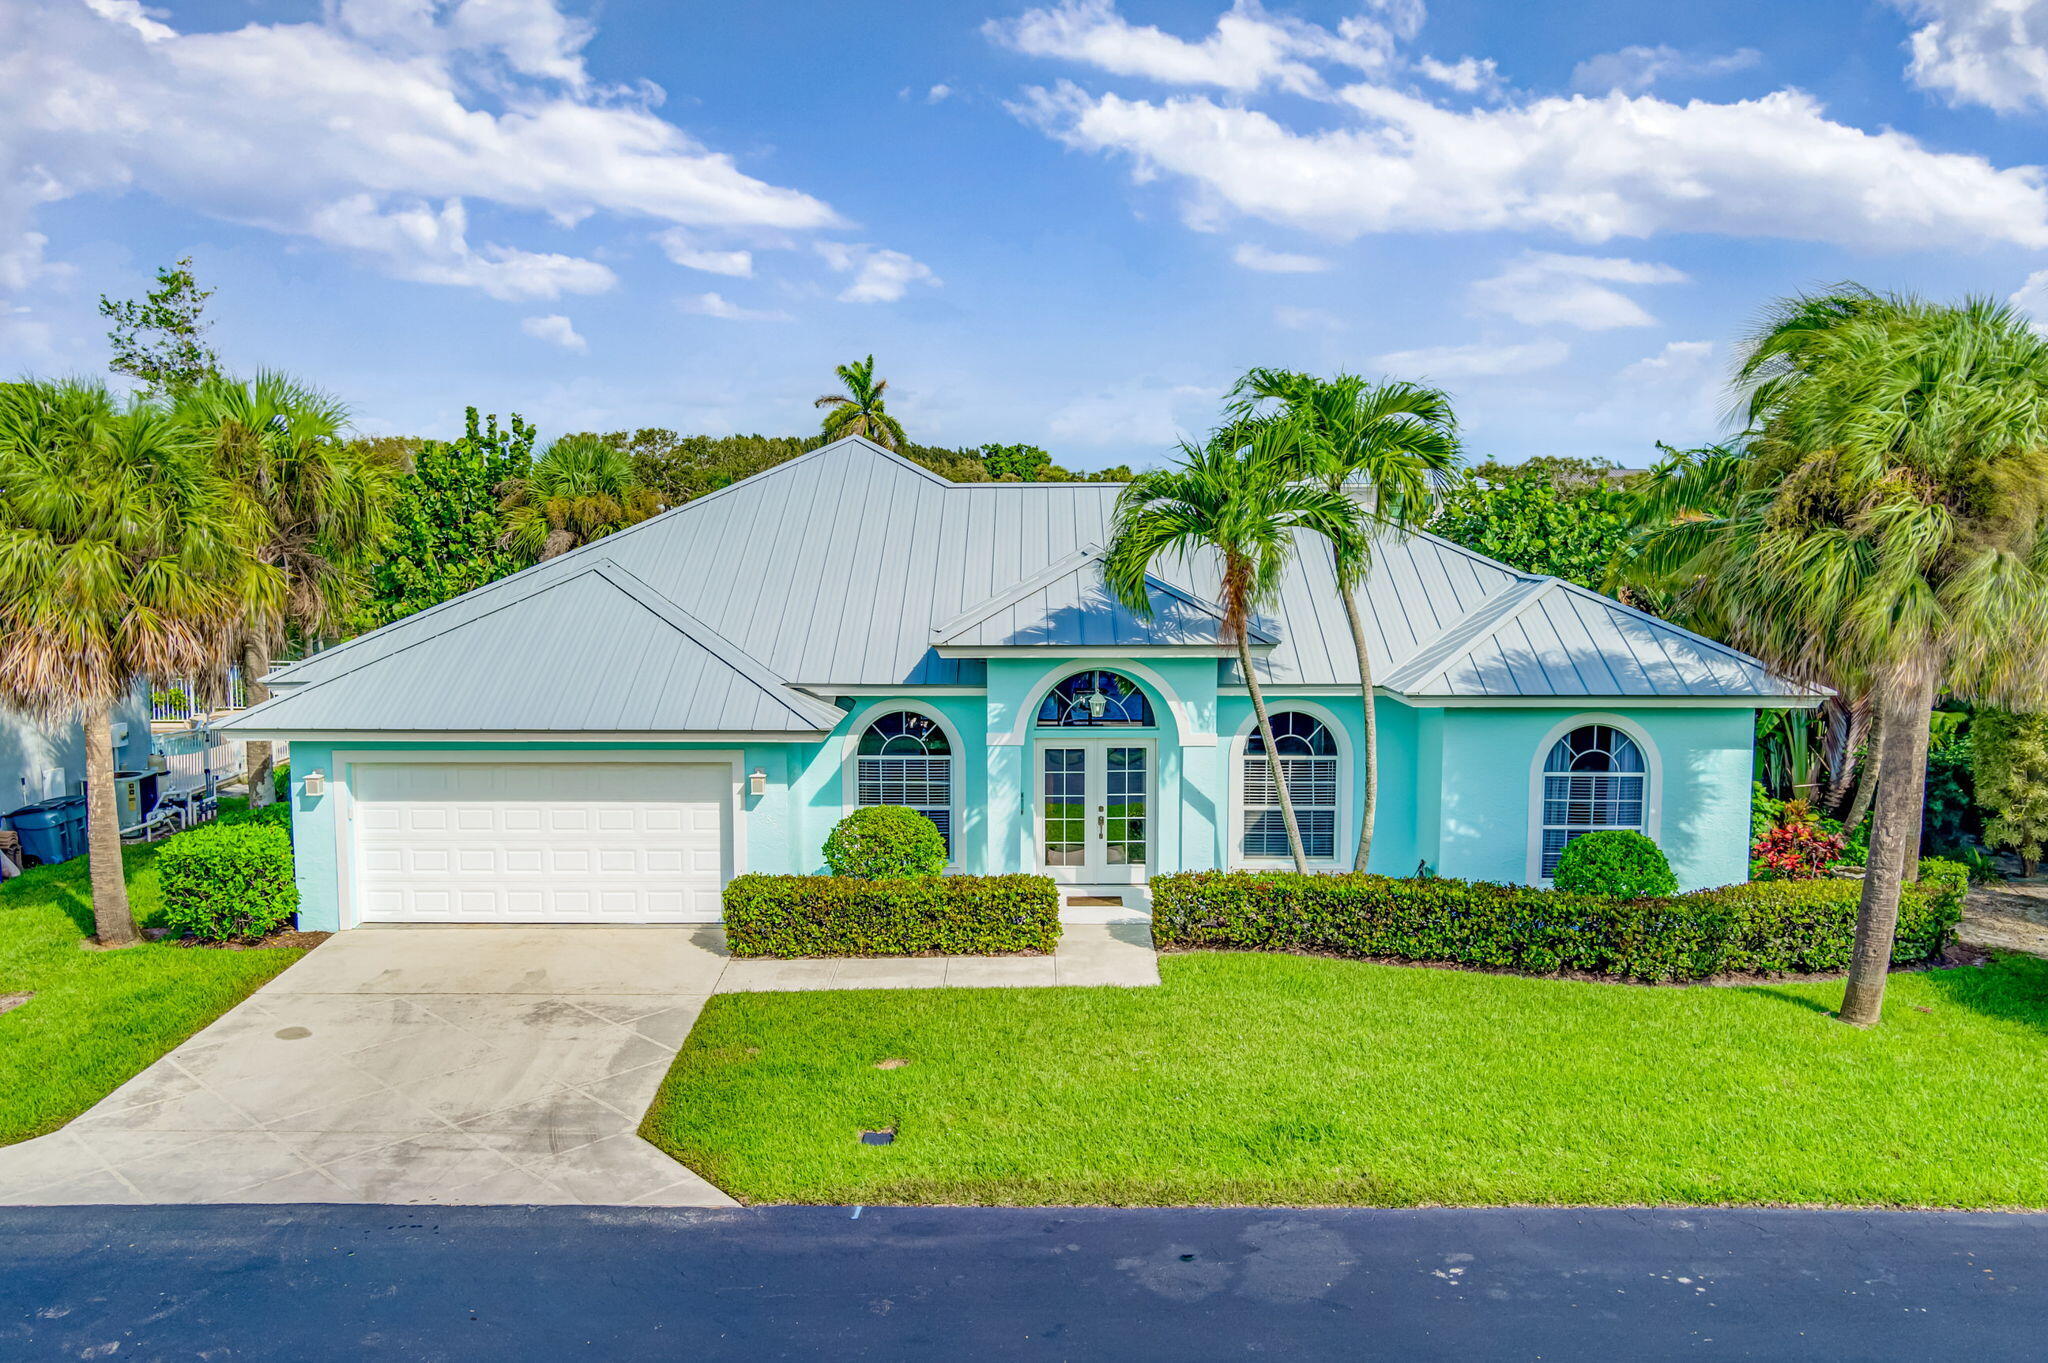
[1241,634,1308,873]
[82,702,140,947]
[242,639,274,809]
[1341,589,1378,873]
[1841,711,1882,833]
[1839,673,1937,1028]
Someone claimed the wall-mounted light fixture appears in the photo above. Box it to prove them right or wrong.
[302,770,327,797]
[749,768,768,797]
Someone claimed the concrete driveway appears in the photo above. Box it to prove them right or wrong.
[0,927,738,1207]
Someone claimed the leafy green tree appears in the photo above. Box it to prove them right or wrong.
[1230,368,1460,871]
[360,408,534,628]
[1976,710,2048,874]
[1628,286,2048,1027]
[981,443,1053,480]
[1106,418,1364,872]
[1430,456,1639,592]
[815,355,906,449]
[97,256,221,396]
[177,373,399,805]
[498,434,662,562]
[0,380,277,943]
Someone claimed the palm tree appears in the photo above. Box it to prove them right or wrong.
[496,434,662,562]
[1105,419,1365,872]
[178,373,398,808]
[1628,288,2048,1027]
[814,355,906,449]
[0,380,278,944]
[1229,369,1460,871]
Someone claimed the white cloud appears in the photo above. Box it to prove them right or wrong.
[1233,242,1329,272]
[2012,267,2048,330]
[1373,337,1569,377]
[680,291,791,322]
[984,0,1402,97]
[1048,377,1214,447]
[520,312,587,351]
[815,242,939,303]
[0,1,857,300]
[1415,54,1504,97]
[308,196,615,298]
[656,228,754,277]
[1014,79,2048,250]
[1570,44,1761,95]
[928,83,955,103]
[1576,339,1721,437]
[1469,252,1686,330]
[1893,0,2048,113]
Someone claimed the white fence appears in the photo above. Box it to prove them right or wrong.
[149,672,250,723]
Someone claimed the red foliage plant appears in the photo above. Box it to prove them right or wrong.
[1752,820,1847,880]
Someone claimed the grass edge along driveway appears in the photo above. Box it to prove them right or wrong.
[644,949,2048,1209]
[0,826,307,1146]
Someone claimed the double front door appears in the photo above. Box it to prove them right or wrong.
[1038,740,1152,883]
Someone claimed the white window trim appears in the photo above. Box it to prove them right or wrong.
[1523,713,1663,885]
[327,748,746,932]
[992,659,1210,747]
[1227,701,1353,869]
[838,701,964,871]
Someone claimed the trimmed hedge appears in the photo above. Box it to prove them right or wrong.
[157,821,299,944]
[1553,830,1677,898]
[821,805,947,879]
[1150,859,1966,983]
[724,873,1060,958]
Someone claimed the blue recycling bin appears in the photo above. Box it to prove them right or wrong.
[54,796,88,861]
[4,801,69,866]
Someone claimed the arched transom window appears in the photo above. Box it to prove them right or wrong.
[856,711,953,853]
[1539,724,1645,877]
[1242,712,1340,860]
[1036,670,1155,727]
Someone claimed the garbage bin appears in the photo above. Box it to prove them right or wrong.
[3,801,68,866]
[52,795,88,862]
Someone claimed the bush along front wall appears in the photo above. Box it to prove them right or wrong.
[1150,861,1967,983]
[156,821,300,944]
[724,873,1061,959]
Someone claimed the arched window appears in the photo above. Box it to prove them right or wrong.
[856,711,953,854]
[1036,670,1155,727]
[1242,712,1340,860]
[1539,724,1646,876]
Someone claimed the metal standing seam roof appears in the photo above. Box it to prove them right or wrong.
[221,559,843,734]
[929,543,1277,651]
[234,436,1816,732]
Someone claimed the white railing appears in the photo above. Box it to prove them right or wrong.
[156,728,246,800]
[150,671,250,723]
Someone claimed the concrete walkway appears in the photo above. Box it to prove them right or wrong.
[0,923,1156,1207]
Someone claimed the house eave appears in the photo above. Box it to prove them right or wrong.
[215,728,837,744]
[934,644,1269,660]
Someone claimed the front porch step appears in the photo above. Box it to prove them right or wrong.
[1059,885,1151,925]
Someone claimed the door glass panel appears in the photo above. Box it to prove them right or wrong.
[1042,747,1087,867]
[1104,746,1148,866]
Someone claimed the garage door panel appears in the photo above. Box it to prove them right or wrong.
[353,762,728,924]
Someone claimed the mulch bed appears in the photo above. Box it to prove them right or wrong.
[141,927,332,951]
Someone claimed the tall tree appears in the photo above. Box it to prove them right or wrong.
[0,380,276,943]
[1975,710,2048,875]
[1629,288,2048,1027]
[360,409,534,628]
[97,256,220,397]
[1105,419,1364,872]
[1434,457,1640,593]
[1230,369,1460,871]
[178,373,398,806]
[498,434,662,561]
[814,355,907,449]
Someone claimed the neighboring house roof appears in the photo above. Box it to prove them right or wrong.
[237,436,1814,733]
[222,559,842,735]
[930,544,1276,653]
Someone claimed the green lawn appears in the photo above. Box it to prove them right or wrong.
[645,949,2048,1208]
[0,823,308,1146]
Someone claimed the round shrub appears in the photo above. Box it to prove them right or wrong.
[156,822,299,943]
[1552,830,1678,898]
[822,806,947,879]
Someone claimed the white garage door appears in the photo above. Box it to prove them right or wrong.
[352,762,729,923]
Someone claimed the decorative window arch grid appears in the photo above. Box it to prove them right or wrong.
[1539,724,1646,876]
[855,710,953,853]
[1036,670,1155,727]
[1242,712,1340,859]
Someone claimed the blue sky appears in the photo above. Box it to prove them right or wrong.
[7,0,2048,471]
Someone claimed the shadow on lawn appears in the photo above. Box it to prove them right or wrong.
[1912,952,2048,1036]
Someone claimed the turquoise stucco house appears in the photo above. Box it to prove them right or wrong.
[221,437,1817,931]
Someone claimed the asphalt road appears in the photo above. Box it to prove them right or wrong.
[1,1204,2042,1360]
